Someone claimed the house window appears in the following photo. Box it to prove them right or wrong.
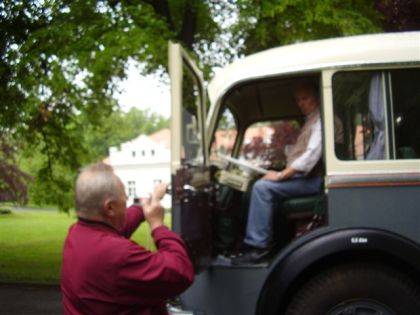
[132,151,136,157]
[127,181,136,198]
[151,149,155,156]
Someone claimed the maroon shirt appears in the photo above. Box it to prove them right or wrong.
[61,205,194,315]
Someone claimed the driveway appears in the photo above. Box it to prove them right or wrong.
[0,283,62,315]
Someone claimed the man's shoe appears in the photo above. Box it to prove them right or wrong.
[231,246,271,265]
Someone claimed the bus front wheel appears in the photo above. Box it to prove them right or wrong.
[285,262,420,315]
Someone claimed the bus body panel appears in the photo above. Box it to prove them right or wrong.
[180,267,269,315]
[328,184,420,242]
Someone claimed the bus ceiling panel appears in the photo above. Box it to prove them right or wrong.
[225,82,302,127]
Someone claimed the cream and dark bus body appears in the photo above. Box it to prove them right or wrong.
[169,32,420,315]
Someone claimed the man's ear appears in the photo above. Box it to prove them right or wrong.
[104,199,115,217]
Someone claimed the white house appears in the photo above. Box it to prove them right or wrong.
[106,129,171,208]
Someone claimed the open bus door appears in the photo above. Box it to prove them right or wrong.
[168,41,212,273]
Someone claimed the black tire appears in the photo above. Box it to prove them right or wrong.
[285,262,420,315]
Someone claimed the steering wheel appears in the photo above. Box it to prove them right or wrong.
[218,154,268,175]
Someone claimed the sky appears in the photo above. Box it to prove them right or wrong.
[114,63,170,118]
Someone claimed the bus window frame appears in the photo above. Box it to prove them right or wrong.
[323,68,420,182]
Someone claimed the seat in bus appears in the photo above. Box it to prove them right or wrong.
[278,193,326,239]
[282,194,325,219]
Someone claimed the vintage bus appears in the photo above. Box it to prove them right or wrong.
[168,31,420,315]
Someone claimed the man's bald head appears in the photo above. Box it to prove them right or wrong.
[75,163,122,216]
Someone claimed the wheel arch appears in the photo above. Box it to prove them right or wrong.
[256,228,420,315]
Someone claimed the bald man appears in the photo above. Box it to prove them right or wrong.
[61,162,194,315]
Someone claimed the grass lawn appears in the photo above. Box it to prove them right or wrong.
[0,209,170,284]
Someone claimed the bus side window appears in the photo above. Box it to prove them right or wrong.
[391,69,420,159]
[210,107,238,160]
[356,73,386,160]
[333,68,420,161]
[333,71,386,161]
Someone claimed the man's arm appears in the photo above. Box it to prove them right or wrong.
[263,166,297,181]
[116,227,194,305]
[289,118,322,175]
[263,118,322,182]
[120,205,145,238]
[117,183,194,305]
[120,182,168,238]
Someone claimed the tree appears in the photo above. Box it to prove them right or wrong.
[376,0,420,32]
[0,138,32,205]
[232,0,382,55]
[82,107,169,159]
[231,0,420,56]
[0,0,218,210]
[14,106,169,211]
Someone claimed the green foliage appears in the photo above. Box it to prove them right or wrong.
[82,107,169,158]
[15,107,168,210]
[233,0,382,54]
[0,0,208,211]
[0,206,12,215]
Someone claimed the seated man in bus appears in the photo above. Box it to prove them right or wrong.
[232,81,323,265]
